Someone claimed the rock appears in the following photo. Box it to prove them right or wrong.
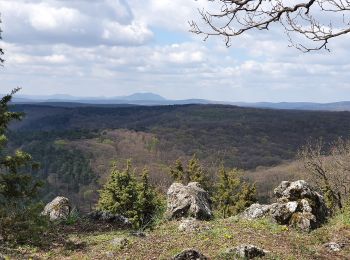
[299,199,312,213]
[240,203,272,220]
[270,202,298,225]
[0,254,5,260]
[234,244,266,259]
[130,231,146,237]
[324,242,345,252]
[172,249,208,260]
[242,180,329,231]
[42,196,71,221]
[110,237,129,248]
[166,182,212,220]
[289,212,317,232]
[274,180,314,201]
[88,211,132,228]
[178,218,201,232]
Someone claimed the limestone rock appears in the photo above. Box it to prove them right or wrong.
[270,202,298,225]
[324,242,345,252]
[166,182,212,220]
[240,203,272,220]
[178,218,200,232]
[289,212,317,231]
[241,180,329,231]
[88,211,132,228]
[172,249,208,260]
[110,237,129,248]
[42,196,71,221]
[233,244,266,259]
[274,180,314,201]
[130,231,147,237]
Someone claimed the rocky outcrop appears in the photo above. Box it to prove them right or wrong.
[229,244,266,259]
[166,182,212,220]
[172,249,208,260]
[241,180,329,231]
[42,196,71,221]
[88,210,132,228]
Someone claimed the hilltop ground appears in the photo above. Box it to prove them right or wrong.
[2,210,349,260]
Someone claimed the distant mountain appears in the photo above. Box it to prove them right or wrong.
[10,92,212,106]
[6,92,350,111]
[233,101,350,111]
[120,93,166,101]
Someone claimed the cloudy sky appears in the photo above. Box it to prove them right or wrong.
[0,0,349,102]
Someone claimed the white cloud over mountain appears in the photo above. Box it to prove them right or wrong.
[0,0,349,102]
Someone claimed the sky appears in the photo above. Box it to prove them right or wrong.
[0,0,349,102]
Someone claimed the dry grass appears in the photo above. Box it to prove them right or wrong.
[2,213,349,260]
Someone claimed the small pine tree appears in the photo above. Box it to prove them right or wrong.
[234,182,257,214]
[97,161,162,228]
[214,165,256,218]
[214,166,241,218]
[187,154,209,188]
[97,160,138,224]
[135,168,160,229]
[0,89,46,245]
[170,159,185,183]
[169,155,210,190]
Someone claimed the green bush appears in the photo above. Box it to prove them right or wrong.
[169,155,210,190]
[0,202,48,245]
[0,89,48,245]
[214,166,257,218]
[97,161,163,229]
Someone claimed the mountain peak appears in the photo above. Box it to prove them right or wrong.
[122,92,166,101]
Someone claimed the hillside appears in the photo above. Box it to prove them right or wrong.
[4,211,350,259]
[8,104,350,209]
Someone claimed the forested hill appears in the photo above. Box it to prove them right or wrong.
[8,104,350,209]
[11,104,350,168]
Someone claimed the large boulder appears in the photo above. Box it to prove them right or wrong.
[42,196,71,221]
[165,182,212,220]
[241,180,329,231]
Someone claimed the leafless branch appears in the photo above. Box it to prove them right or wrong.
[190,0,350,51]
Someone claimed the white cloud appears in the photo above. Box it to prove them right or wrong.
[0,0,350,102]
[0,0,152,46]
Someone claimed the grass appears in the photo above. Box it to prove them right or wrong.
[1,213,349,259]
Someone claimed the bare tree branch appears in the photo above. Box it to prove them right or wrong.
[190,0,350,51]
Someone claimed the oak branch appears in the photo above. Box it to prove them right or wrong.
[190,0,350,52]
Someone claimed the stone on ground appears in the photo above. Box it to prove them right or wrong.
[172,249,208,260]
[110,237,129,248]
[42,196,71,221]
[233,244,266,259]
[324,242,345,252]
[166,182,212,220]
[88,210,132,228]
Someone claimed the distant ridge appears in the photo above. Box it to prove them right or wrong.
[5,92,350,111]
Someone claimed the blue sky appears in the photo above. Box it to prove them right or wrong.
[0,0,350,102]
